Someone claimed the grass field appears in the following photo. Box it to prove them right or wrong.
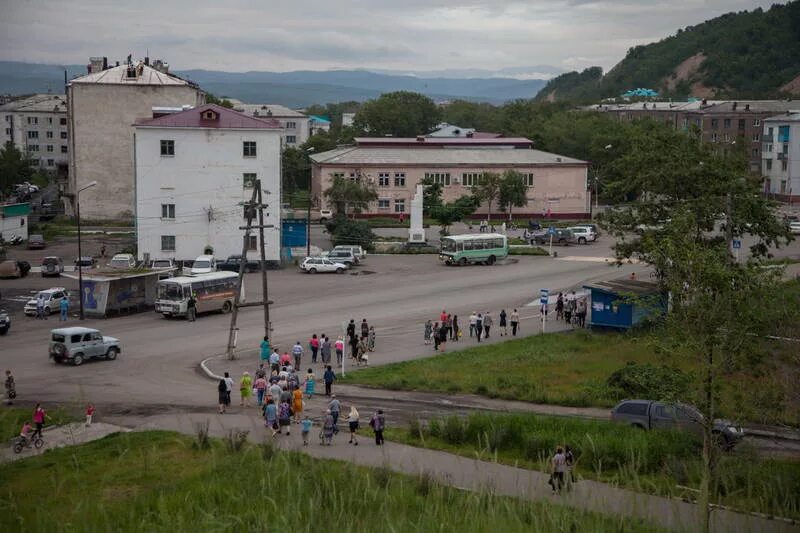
[341,329,799,426]
[391,412,800,520]
[0,407,75,442]
[0,430,663,532]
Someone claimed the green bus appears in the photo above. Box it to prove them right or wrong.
[439,233,509,266]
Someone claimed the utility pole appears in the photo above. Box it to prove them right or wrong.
[226,185,259,360]
[256,182,271,339]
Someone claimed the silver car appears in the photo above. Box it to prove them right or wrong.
[49,327,121,366]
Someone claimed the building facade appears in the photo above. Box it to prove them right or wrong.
[762,111,800,202]
[0,203,30,242]
[231,103,310,147]
[134,104,283,262]
[68,59,204,220]
[0,94,69,175]
[310,137,589,218]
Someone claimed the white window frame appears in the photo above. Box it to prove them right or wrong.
[377,198,390,210]
[160,139,175,156]
[161,235,176,251]
[286,135,297,144]
[46,145,53,152]
[394,199,406,213]
[425,172,450,186]
[378,172,390,187]
[161,203,176,219]
[394,173,406,187]
[286,121,297,129]
[462,172,481,187]
[243,141,257,158]
[752,133,760,142]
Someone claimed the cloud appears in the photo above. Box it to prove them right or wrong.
[0,0,780,73]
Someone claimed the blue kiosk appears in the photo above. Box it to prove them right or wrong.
[583,278,664,330]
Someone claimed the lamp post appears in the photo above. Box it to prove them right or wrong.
[76,180,97,320]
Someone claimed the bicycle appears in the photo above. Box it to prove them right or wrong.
[13,435,44,454]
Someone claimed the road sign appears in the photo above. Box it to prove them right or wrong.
[548,225,556,235]
[540,288,549,305]
[732,239,741,249]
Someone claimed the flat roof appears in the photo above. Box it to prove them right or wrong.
[159,271,240,284]
[70,64,192,86]
[764,111,800,122]
[584,278,660,296]
[0,94,66,113]
[232,103,306,118]
[354,137,533,148]
[310,147,586,166]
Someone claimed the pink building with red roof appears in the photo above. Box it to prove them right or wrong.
[134,104,283,262]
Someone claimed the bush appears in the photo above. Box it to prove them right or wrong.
[606,362,689,401]
[327,216,375,251]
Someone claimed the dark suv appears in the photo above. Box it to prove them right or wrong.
[218,255,261,273]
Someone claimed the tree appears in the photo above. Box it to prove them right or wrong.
[419,176,443,215]
[353,91,440,137]
[0,141,35,195]
[281,146,310,194]
[323,175,378,217]
[431,195,478,235]
[205,93,234,108]
[470,172,502,221]
[601,125,791,533]
[498,170,528,220]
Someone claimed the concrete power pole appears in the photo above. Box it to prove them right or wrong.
[256,183,272,339]
[226,185,259,360]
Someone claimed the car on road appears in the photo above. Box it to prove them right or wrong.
[318,209,333,223]
[75,256,96,271]
[0,259,31,278]
[326,249,359,266]
[299,257,347,274]
[574,223,600,237]
[568,226,597,244]
[41,256,64,277]
[27,234,46,249]
[332,244,366,261]
[0,309,10,335]
[49,327,121,366]
[610,399,744,449]
[190,255,216,275]
[218,255,261,273]
[24,288,70,316]
[789,221,800,235]
[529,228,576,246]
[108,253,136,269]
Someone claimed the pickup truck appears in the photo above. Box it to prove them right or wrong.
[610,399,744,449]
[218,255,261,273]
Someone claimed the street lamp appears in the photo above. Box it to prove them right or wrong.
[76,180,97,320]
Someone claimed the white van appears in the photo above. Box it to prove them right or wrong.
[190,255,216,275]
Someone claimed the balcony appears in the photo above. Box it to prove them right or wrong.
[761,134,773,143]
[777,153,787,160]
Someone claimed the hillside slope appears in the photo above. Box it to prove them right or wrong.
[536,1,800,102]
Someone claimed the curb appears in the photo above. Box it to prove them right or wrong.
[199,354,225,381]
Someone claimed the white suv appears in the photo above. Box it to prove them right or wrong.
[568,226,597,244]
[24,288,70,316]
[300,257,347,274]
[332,245,366,261]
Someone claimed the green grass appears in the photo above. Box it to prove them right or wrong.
[0,407,76,442]
[392,412,800,520]
[0,430,662,532]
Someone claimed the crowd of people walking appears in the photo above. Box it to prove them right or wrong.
[424,308,521,350]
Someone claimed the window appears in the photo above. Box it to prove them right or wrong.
[243,141,257,157]
[243,173,256,188]
[348,172,357,181]
[247,235,258,251]
[46,131,53,139]
[47,159,54,166]
[711,133,718,142]
[61,145,68,153]
[160,139,175,156]
[28,144,39,152]
[4,115,9,122]
[4,128,9,135]
[616,402,648,416]
[738,119,745,130]
[782,160,788,171]
[711,119,718,129]
[766,159,772,171]
[377,199,390,209]
[331,172,344,179]
[754,119,761,127]
[462,172,481,186]
[286,121,296,129]
[752,133,760,142]
[723,118,731,129]
[425,172,450,186]
[752,148,759,157]
[394,173,406,187]
[27,130,38,139]
[60,117,67,126]
[46,145,53,152]
[765,143,773,152]
[60,131,67,139]
[161,203,175,219]
[723,133,730,142]
[161,235,176,251]
[522,173,534,187]
[27,117,38,125]
[286,135,296,144]
[378,172,390,186]
[31,159,39,166]
[48,117,53,125]
[394,199,406,213]
[781,180,787,193]
[778,125,791,143]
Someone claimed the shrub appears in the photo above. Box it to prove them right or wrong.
[327,217,376,251]
[606,362,689,401]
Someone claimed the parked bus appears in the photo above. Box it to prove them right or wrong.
[155,271,244,317]
[439,233,509,266]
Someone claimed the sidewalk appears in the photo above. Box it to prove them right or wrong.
[0,422,129,463]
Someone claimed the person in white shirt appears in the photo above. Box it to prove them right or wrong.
[550,446,567,493]
[468,312,478,338]
[223,372,234,407]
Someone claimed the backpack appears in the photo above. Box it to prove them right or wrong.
[218,379,227,392]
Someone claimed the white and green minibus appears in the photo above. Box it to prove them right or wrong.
[439,233,509,266]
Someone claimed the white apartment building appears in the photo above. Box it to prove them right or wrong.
[762,111,800,202]
[232,103,310,147]
[134,104,283,263]
[0,94,69,174]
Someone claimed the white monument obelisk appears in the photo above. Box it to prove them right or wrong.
[408,184,426,244]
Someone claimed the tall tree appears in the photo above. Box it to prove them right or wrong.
[471,172,502,221]
[431,195,478,235]
[323,175,378,217]
[353,91,441,137]
[281,146,310,194]
[419,175,443,215]
[0,141,35,195]
[498,170,529,220]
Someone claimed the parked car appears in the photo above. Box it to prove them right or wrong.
[568,226,597,244]
[530,228,576,246]
[326,249,359,266]
[332,244,367,261]
[49,327,121,366]
[24,288,70,316]
[27,234,46,249]
[149,258,175,270]
[108,253,136,269]
[299,257,347,274]
[574,223,601,237]
[218,255,260,273]
[610,399,744,449]
[75,256,97,270]
[0,310,10,335]
[318,209,333,223]
[0,259,30,278]
[41,256,64,277]
[190,255,216,275]
[789,221,800,235]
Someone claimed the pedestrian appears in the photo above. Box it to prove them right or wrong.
[239,371,252,407]
[499,309,507,336]
[186,292,197,322]
[347,405,360,445]
[309,334,320,364]
[301,414,313,445]
[444,314,452,340]
[59,296,69,322]
[322,409,335,445]
[223,372,234,407]
[439,309,447,324]
[452,314,460,341]
[369,409,385,445]
[278,398,291,435]
[254,373,268,406]
[100,244,106,258]
[218,378,228,414]
[335,336,344,364]
[321,335,332,365]
[260,336,270,363]
[280,385,292,407]
[475,314,483,342]
[85,402,95,427]
[323,365,336,396]
[576,298,587,328]
[280,351,292,368]
[270,349,280,374]
[292,386,303,424]
[510,308,520,336]
[469,311,478,337]
[565,445,576,487]
[368,326,376,351]
[328,394,341,434]
[433,322,440,351]
[565,293,575,325]
[32,403,46,438]
[550,446,567,494]
[347,319,356,342]
[292,341,304,371]
[305,368,316,399]
[255,363,266,380]
[556,293,564,321]
[264,399,278,438]
[361,318,369,340]
[483,311,493,338]
[349,334,359,362]
[424,319,433,345]
[4,370,15,405]
[36,293,46,320]
[438,323,447,352]
[270,381,282,406]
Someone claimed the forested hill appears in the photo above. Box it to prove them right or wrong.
[536,1,800,102]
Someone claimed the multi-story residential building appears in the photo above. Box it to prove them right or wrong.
[232,103,309,147]
[310,137,589,218]
[762,111,800,202]
[67,58,204,220]
[0,94,69,176]
[134,104,283,262]
[309,115,331,136]
[341,112,356,128]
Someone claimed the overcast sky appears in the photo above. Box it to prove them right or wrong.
[0,0,778,75]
